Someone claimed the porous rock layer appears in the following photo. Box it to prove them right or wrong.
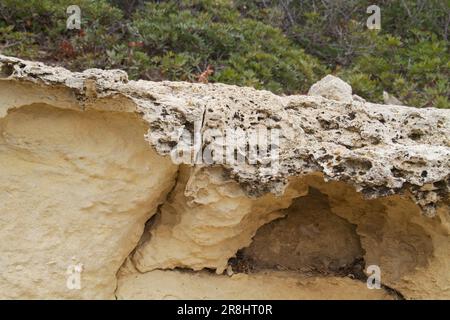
[0,55,449,300]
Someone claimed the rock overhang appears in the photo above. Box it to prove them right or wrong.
[1,54,450,300]
[1,54,448,216]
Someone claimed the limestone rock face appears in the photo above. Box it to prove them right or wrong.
[116,270,394,300]
[242,188,365,273]
[132,166,305,273]
[0,101,177,299]
[0,55,449,299]
[304,176,450,299]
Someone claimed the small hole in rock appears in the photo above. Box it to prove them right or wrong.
[408,130,423,141]
[0,63,14,78]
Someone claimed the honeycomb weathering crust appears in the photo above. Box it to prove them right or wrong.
[0,55,449,299]
[1,54,448,213]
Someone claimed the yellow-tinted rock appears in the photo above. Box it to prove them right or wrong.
[116,270,394,300]
[0,54,448,300]
[0,104,177,299]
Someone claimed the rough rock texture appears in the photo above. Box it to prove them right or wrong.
[304,175,450,299]
[116,270,394,300]
[308,74,353,103]
[132,165,305,273]
[241,188,364,273]
[0,55,449,299]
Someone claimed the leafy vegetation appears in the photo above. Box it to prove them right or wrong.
[0,0,448,108]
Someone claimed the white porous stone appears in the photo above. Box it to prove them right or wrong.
[0,55,449,299]
[308,74,353,102]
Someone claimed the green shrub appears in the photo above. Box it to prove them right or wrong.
[129,0,327,93]
[0,0,125,67]
[235,0,449,107]
[339,31,449,108]
[0,0,448,107]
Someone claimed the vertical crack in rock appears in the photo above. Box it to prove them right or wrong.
[237,187,366,275]
[113,166,182,299]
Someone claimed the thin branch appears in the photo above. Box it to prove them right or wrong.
[0,41,21,51]
[400,0,413,18]
[279,0,295,26]
[444,12,450,41]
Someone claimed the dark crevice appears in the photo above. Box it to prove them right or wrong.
[226,185,406,300]
[113,165,181,300]
[0,63,14,78]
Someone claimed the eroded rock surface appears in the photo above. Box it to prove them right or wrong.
[241,188,364,274]
[305,175,450,299]
[116,270,394,300]
[0,55,449,299]
[0,104,177,299]
[132,166,304,273]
